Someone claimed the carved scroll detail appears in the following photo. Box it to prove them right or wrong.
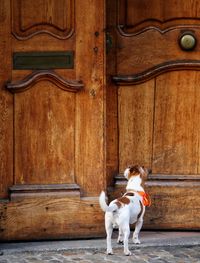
[6,70,84,93]
[113,60,200,85]
[12,0,74,40]
[117,0,200,36]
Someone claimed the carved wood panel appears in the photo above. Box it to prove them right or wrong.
[6,71,83,186]
[118,0,200,35]
[153,71,200,174]
[118,80,154,173]
[115,0,200,82]
[12,0,74,40]
[14,81,76,185]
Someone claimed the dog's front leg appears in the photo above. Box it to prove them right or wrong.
[132,218,143,244]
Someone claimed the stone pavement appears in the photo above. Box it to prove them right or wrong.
[0,231,200,263]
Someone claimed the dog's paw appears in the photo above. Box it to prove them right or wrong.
[117,240,124,245]
[124,250,132,256]
[132,238,141,244]
[106,249,114,255]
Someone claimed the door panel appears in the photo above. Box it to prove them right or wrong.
[15,81,75,185]
[153,71,200,174]
[118,80,154,172]
[12,0,74,40]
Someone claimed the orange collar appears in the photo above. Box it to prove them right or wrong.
[137,191,151,207]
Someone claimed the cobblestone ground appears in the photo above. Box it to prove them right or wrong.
[0,246,199,263]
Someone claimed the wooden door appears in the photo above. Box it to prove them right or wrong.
[0,0,105,240]
[108,0,200,229]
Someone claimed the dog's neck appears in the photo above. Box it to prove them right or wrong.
[126,175,144,192]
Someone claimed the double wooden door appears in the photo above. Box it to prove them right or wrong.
[0,0,200,241]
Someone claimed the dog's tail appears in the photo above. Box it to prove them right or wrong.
[99,191,118,212]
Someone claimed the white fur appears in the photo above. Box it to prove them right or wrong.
[126,175,144,192]
[99,166,147,256]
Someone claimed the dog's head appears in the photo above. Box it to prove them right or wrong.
[124,165,150,181]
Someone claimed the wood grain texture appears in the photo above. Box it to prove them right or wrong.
[0,196,104,241]
[153,71,200,174]
[117,29,200,76]
[118,0,200,34]
[15,81,76,185]
[12,0,74,40]
[118,80,154,172]
[116,0,200,79]
[75,0,106,196]
[0,0,13,198]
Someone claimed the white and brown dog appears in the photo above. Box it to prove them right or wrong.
[99,165,151,256]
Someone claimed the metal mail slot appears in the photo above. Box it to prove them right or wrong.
[13,51,74,70]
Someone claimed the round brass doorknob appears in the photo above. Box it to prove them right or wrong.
[179,33,196,51]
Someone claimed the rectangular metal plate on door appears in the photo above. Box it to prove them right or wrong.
[13,51,74,70]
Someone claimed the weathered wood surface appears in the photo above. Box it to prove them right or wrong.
[0,0,13,198]
[153,71,200,174]
[118,0,200,34]
[118,80,154,173]
[75,0,105,196]
[116,0,200,78]
[0,197,104,241]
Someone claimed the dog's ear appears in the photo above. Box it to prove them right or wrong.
[140,166,151,181]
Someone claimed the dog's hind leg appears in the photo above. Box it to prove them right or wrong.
[105,214,114,255]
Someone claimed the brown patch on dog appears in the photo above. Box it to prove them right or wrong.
[117,197,130,205]
[114,201,122,208]
[114,197,130,208]
[137,200,144,220]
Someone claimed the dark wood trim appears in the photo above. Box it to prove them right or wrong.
[6,70,84,93]
[112,60,200,85]
[117,23,200,37]
[9,183,80,201]
[115,173,200,182]
[114,173,200,187]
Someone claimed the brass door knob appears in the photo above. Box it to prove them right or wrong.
[179,33,196,51]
